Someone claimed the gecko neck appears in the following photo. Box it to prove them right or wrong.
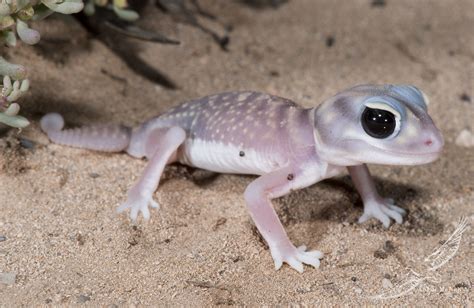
[311,108,362,166]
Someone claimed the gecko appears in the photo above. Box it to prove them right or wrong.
[40,84,444,272]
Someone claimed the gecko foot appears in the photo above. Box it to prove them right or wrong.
[117,191,160,222]
[270,243,323,273]
[358,198,406,228]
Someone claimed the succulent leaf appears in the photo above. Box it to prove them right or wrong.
[31,4,54,21]
[4,102,20,116]
[0,112,29,127]
[113,0,128,9]
[0,16,15,29]
[84,0,95,15]
[0,3,11,17]
[16,19,40,45]
[2,30,17,46]
[41,0,84,14]
[113,6,138,22]
[17,5,35,21]
[0,57,27,80]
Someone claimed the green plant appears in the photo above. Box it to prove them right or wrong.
[84,0,139,21]
[0,0,84,128]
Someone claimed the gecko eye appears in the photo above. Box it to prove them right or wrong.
[361,107,396,138]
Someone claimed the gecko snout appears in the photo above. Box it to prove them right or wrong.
[422,129,444,153]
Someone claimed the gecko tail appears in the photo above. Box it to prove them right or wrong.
[40,113,132,152]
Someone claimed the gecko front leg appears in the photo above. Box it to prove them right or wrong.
[118,126,186,221]
[348,164,406,228]
[244,167,323,272]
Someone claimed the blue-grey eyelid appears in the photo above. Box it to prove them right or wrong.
[362,96,406,119]
[390,85,428,110]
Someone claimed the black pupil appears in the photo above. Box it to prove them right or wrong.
[361,107,396,138]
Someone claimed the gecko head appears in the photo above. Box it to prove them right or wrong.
[313,84,444,166]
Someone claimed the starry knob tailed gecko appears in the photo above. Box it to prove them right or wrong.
[40,84,444,272]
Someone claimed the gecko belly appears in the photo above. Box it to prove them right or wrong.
[180,138,285,175]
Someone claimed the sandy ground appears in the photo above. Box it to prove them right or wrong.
[0,0,473,305]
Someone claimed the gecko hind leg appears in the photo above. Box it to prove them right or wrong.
[117,126,186,221]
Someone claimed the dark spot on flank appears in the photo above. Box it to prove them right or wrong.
[325,36,335,48]
[460,93,471,103]
[239,151,245,157]
[287,173,294,181]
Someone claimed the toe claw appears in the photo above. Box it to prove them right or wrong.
[389,204,406,215]
[150,199,160,209]
[288,258,304,273]
[307,250,324,259]
[358,213,370,224]
[142,206,150,221]
[381,216,390,228]
[384,198,395,205]
[116,203,128,213]
[299,254,320,268]
[297,245,307,252]
[130,206,139,222]
[274,258,283,270]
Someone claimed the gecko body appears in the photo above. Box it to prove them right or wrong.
[41,84,444,272]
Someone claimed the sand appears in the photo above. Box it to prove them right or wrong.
[0,0,473,305]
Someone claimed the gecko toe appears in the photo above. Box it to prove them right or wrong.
[288,257,304,273]
[116,202,130,214]
[297,245,307,252]
[382,207,403,224]
[150,199,160,209]
[358,212,371,224]
[389,204,406,215]
[298,253,321,268]
[274,258,283,270]
[141,206,151,221]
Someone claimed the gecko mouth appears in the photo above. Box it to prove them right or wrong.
[381,149,442,165]
[385,149,442,157]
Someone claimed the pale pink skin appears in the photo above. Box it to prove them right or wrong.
[40,84,444,272]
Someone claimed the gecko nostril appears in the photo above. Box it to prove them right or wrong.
[424,139,433,146]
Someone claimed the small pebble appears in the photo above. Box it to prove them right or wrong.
[354,287,362,294]
[454,282,470,289]
[77,294,91,303]
[19,138,35,149]
[0,235,6,242]
[325,36,335,47]
[455,129,474,147]
[0,272,16,285]
[89,172,100,178]
[382,278,393,289]
[383,240,395,253]
[374,249,388,259]
[460,93,471,102]
[371,0,386,7]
